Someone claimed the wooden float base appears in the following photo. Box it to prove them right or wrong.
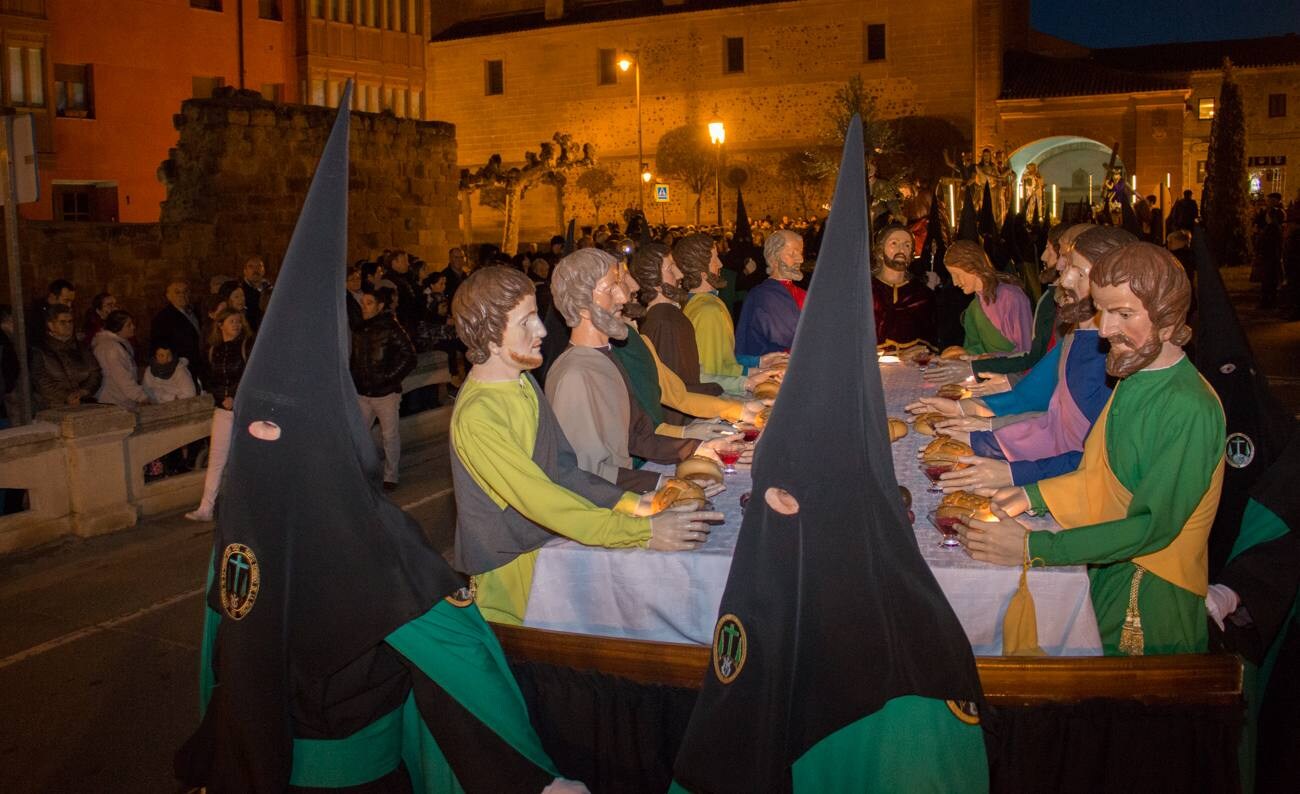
[494,624,1243,705]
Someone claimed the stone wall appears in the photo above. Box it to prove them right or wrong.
[2,93,462,343]
[160,91,461,268]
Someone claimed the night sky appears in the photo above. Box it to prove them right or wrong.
[1033,0,1300,48]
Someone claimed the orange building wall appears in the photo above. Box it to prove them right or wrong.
[33,0,298,223]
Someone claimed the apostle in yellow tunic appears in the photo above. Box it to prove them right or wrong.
[447,266,722,625]
[959,242,1225,656]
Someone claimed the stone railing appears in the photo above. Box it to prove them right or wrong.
[0,354,452,556]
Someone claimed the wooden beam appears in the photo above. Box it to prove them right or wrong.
[493,625,1243,705]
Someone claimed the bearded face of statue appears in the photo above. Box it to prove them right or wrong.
[1094,281,1165,378]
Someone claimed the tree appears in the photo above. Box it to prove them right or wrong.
[461,133,596,254]
[576,167,618,223]
[777,150,826,217]
[656,124,716,225]
[817,75,903,210]
[1202,60,1252,266]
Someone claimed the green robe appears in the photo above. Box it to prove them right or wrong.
[201,575,559,791]
[669,695,986,793]
[1027,357,1225,655]
[973,286,1056,378]
[960,297,1016,356]
[683,291,748,393]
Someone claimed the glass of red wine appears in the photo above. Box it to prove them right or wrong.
[921,461,954,493]
[914,348,933,368]
[716,442,744,475]
[927,510,962,548]
[736,423,761,443]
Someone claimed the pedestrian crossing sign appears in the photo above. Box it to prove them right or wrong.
[654,183,670,203]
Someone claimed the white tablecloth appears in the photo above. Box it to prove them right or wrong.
[524,360,1102,656]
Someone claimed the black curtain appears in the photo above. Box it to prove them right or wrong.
[509,661,1244,794]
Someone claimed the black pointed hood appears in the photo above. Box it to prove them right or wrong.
[1190,228,1296,575]
[673,115,983,792]
[919,186,947,274]
[978,182,998,238]
[202,81,460,790]
[564,218,576,255]
[957,184,979,241]
[734,188,753,244]
[1120,187,1144,237]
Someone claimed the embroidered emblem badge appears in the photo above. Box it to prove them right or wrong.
[219,543,260,620]
[445,586,475,608]
[1226,433,1255,469]
[712,613,747,684]
[946,699,981,725]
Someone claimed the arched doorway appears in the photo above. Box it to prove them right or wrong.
[1009,136,1122,219]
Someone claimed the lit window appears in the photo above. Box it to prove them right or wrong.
[724,37,744,74]
[1197,98,1215,120]
[258,0,281,20]
[865,24,886,62]
[7,45,44,107]
[485,60,504,96]
[55,64,93,118]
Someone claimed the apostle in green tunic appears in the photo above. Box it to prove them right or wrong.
[945,240,1033,356]
[961,241,1225,656]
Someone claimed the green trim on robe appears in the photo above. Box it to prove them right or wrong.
[961,298,1015,356]
[1228,500,1296,794]
[1027,357,1223,655]
[684,292,747,382]
[610,329,666,427]
[200,552,219,716]
[668,695,987,793]
[973,287,1055,377]
[271,599,560,790]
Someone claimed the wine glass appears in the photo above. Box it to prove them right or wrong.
[920,461,955,493]
[927,510,962,549]
[716,442,744,475]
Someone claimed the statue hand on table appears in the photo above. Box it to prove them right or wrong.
[905,396,961,417]
[967,373,1010,396]
[649,510,722,551]
[939,455,1012,492]
[957,505,1029,566]
[758,351,789,369]
[992,486,1031,517]
[923,359,973,383]
[936,428,972,446]
[936,416,992,433]
[682,419,735,441]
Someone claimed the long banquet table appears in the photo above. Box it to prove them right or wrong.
[524,358,1102,656]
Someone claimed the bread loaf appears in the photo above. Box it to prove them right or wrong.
[676,455,724,486]
[752,379,780,400]
[912,412,948,436]
[650,478,709,514]
[936,490,995,524]
[753,406,772,428]
[921,437,974,466]
[940,345,967,360]
[936,382,971,400]
[888,417,908,442]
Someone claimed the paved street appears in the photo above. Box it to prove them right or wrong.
[0,266,1296,793]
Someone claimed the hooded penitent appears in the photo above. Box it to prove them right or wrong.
[672,115,987,793]
[1190,228,1295,576]
[958,184,979,242]
[179,83,555,792]
[734,188,753,245]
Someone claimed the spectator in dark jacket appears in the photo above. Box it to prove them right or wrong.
[346,263,365,330]
[350,287,417,489]
[1170,190,1198,232]
[151,280,205,390]
[381,249,424,342]
[28,279,76,346]
[235,255,269,331]
[186,308,253,522]
[30,303,101,410]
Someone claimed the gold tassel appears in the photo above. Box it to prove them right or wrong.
[1118,566,1146,656]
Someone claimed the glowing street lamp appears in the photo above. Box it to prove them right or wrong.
[708,112,725,226]
[619,54,645,210]
[641,165,653,183]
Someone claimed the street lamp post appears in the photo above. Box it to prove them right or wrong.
[618,54,645,211]
[708,111,725,227]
